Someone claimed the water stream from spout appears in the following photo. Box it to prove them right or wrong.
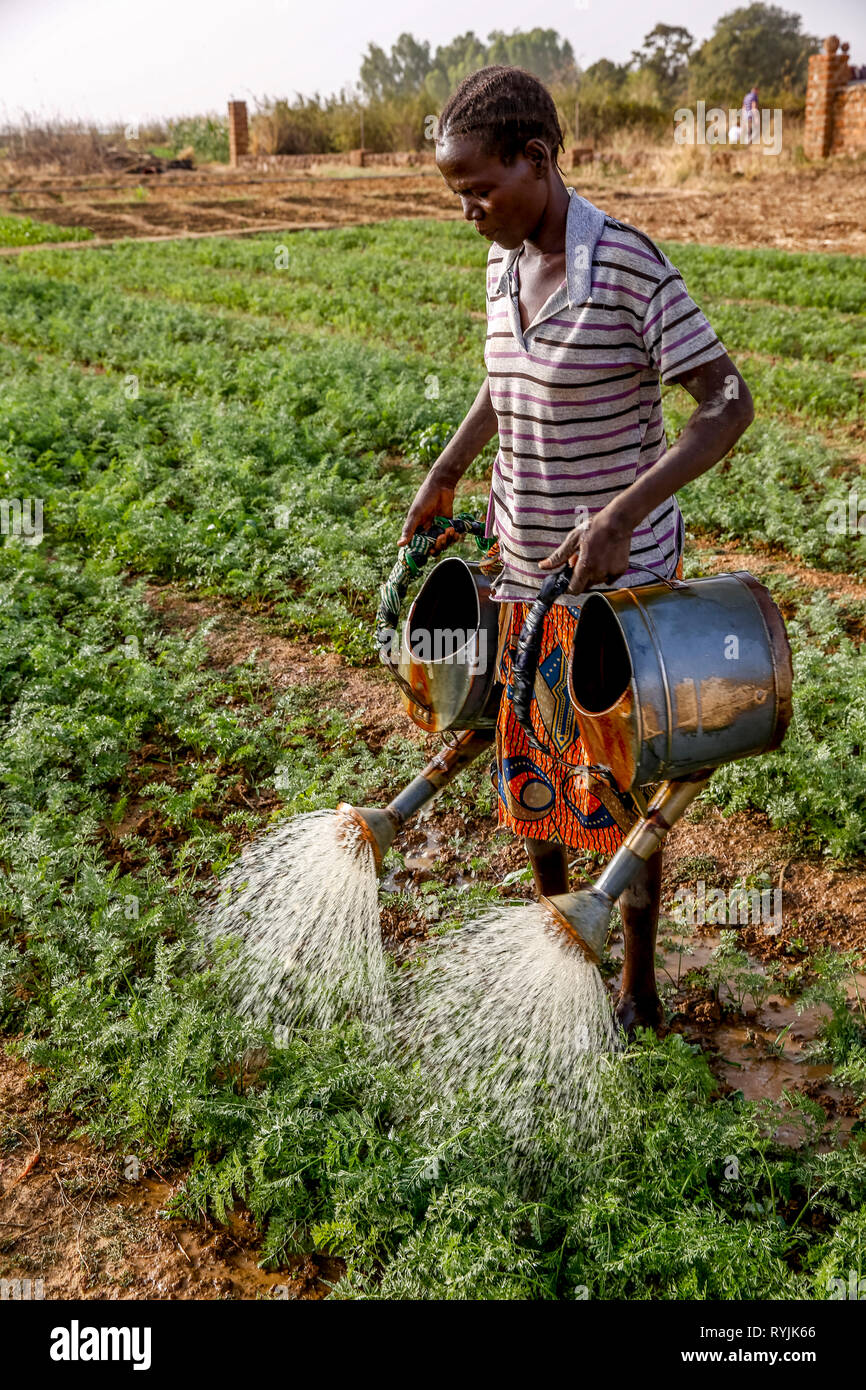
[201,809,389,1039]
[396,900,620,1164]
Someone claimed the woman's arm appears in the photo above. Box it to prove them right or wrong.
[539,353,754,593]
[398,377,498,546]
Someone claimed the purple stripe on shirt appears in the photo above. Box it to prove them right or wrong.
[660,325,711,359]
[492,514,562,550]
[498,453,637,482]
[595,238,661,263]
[591,281,652,303]
[489,384,641,409]
[487,350,645,371]
[643,290,687,333]
[545,317,642,335]
[498,421,637,446]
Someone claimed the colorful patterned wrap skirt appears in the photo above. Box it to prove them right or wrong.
[490,553,684,853]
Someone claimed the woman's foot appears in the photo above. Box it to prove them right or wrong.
[614,991,664,1038]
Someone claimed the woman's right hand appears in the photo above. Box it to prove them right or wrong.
[397,467,457,550]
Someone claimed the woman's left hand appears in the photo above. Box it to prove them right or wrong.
[537,510,634,595]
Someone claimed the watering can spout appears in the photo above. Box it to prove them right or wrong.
[540,775,713,965]
[335,803,399,874]
[335,728,494,875]
[540,889,611,966]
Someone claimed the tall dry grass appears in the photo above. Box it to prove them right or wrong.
[569,116,809,188]
[0,106,813,187]
[0,114,171,176]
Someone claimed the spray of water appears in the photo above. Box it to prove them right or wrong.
[397,900,620,1165]
[201,809,389,1039]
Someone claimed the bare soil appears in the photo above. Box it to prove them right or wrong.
[2,158,865,255]
[0,1048,340,1300]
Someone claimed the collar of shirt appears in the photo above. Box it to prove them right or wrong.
[491,186,607,312]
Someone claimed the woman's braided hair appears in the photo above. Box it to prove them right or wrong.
[437,65,565,166]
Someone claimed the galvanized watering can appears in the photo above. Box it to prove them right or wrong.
[511,559,794,961]
[374,514,502,733]
[565,570,793,794]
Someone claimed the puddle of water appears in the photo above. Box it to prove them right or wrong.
[608,924,865,1138]
[380,819,469,893]
[404,828,443,873]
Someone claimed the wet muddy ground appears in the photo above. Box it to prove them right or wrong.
[0,1048,341,1300]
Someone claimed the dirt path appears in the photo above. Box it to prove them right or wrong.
[2,161,865,255]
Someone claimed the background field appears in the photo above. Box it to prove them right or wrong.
[2,151,865,257]
[1,219,865,1299]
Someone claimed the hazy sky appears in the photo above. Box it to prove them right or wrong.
[2,0,865,125]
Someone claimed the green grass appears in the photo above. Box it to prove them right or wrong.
[0,214,92,247]
[1,221,865,1299]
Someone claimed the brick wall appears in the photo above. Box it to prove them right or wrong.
[227,101,249,167]
[804,35,866,157]
[236,150,436,172]
[831,82,866,154]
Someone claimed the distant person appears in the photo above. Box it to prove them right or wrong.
[399,65,754,1035]
[742,86,760,143]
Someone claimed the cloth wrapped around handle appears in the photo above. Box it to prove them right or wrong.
[375,513,494,659]
[512,560,682,755]
[512,560,576,753]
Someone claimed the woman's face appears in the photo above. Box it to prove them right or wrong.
[435,133,550,250]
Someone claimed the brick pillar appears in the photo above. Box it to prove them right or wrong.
[227,100,249,166]
[804,36,851,159]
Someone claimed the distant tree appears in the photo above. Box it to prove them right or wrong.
[423,28,576,107]
[424,31,488,106]
[359,33,432,101]
[584,59,629,91]
[687,4,820,102]
[576,59,630,104]
[485,28,578,84]
[630,24,695,106]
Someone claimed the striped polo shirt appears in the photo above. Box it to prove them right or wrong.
[482,187,727,606]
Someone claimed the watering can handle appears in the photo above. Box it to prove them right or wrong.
[625,563,683,590]
[374,514,493,660]
[512,560,576,753]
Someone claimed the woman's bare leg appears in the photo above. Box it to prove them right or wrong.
[524,835,569,899]
[615,847,664,1034]
[525,834,664,1035]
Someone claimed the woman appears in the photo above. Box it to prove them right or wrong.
[399,66,754,1033]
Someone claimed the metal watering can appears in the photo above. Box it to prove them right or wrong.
[374,513,501,733]
[512,560,793,962]
[335,515,501,868]
[338,520,794,967]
